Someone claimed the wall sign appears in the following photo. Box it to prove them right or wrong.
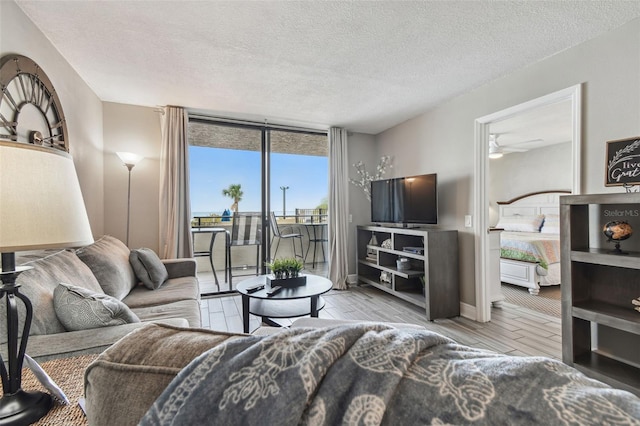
[606,137,640,187]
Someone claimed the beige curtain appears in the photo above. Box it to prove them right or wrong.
[159,106,193,259]
[328,128,349,290]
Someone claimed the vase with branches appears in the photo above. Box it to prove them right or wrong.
[349,156,392,201]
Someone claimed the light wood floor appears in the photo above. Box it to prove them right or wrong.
[198,270,562,360]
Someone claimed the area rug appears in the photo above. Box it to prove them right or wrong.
[0,353,97,426]
[500,283,561,318]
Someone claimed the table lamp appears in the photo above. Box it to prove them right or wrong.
[0,140,94,424]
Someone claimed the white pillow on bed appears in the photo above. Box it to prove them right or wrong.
[540,214,560,234]
[496,214,545,232]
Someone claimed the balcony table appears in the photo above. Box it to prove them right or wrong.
[303,223,327,268]
[191,227,230,291]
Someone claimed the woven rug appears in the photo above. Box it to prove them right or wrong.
[0,354,97,426]
[500,283,561,318]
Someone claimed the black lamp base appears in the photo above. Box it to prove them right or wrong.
[0,390,53,425]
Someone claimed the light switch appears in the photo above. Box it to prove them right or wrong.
[464,215,472,227]
[349,214,353,223]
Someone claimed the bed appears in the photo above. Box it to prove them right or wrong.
[496,190,570,295]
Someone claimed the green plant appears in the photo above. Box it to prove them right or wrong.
[316,197,328,210]
[286,258,303,275]
[265,259,281,272]
[222,184,243,212]
[265,257,303,278]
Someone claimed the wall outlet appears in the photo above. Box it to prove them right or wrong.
[464,215,472,227]
[349,214,353,223]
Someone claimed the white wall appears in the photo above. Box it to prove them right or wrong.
[0,1,105,238]
[346,132,377,274]
[489,142,572,225]
[373,19,640,306]
[103,103,162,252]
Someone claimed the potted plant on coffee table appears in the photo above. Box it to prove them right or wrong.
[265,258,306,288]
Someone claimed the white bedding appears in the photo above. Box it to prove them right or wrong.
[496,191,567,293]
[500,231,561,269]
[499,231,562,289]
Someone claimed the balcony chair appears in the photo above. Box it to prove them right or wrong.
[226,212,262,288]
[269,212,304,260]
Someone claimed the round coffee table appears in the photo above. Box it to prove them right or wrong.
[236,274,332,333]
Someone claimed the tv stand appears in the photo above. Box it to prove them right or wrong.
[370,222,429,229]
[356,225,459,320]
[401,223,426,229]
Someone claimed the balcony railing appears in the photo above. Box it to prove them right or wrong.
[294,208,327,224]
[191,211,328,291]
[191,209,327,228]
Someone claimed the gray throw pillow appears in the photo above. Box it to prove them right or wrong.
[4,250,104,340]
[53,283,140,331]
[129,248,169,290]
[76,235,138,300]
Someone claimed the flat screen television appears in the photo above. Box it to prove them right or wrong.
[370,173,437,225]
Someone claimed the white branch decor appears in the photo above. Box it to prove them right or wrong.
[349,155,392,201]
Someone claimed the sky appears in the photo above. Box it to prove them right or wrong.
[189,146,328,216]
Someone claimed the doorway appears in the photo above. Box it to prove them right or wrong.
[473,85,582,322]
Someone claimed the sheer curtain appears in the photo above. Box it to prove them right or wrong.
[328,128,349,290]
[159,106,193,259]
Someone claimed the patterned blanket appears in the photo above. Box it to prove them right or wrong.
[140,324,640,425]
[500,231,561,269]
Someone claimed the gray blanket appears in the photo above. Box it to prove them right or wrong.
[140,324,640,425]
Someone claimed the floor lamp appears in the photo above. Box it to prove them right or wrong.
[116,152,143,247]
[0,140,94,424]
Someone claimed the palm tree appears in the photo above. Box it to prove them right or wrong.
[222,184,243,212]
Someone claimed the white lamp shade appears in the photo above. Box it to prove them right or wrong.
[0,141,94,251]
[116,151,143,167]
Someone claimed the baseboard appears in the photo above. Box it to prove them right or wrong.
[347,274,358,285]
[460,302,476,320]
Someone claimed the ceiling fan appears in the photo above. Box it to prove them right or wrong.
[489,134,543,158]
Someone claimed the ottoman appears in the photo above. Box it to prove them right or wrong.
[84,323,248,426]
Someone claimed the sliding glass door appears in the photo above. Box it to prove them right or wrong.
[188,119,327,294]
[270,130,329,271]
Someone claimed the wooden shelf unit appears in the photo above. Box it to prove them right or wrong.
[356,225,459,320]
[560,193,640,397]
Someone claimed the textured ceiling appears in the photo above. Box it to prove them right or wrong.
[490,99,573,152]
[15,1,640,134]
